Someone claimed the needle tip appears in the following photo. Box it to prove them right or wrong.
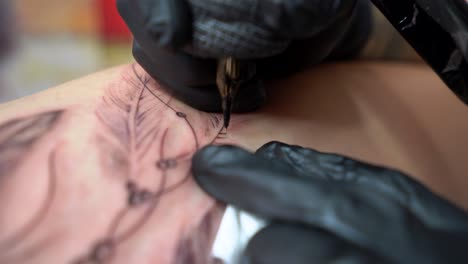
[223,111,230,129]
[222,96,231,130]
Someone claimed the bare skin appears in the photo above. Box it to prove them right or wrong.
[0,61,468,263]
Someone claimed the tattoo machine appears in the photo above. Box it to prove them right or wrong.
[371,0,468,103]
[216,57,256,129]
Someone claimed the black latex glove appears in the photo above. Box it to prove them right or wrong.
[192,142,468,264]
[117,0,371,112]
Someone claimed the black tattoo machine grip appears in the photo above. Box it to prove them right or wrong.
[371,0,468,104]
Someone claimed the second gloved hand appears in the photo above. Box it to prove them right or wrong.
[192,142,468,264]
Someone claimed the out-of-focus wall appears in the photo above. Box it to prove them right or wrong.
[17,0,98,35]
[0,0,133,102]
[0,1,15,59]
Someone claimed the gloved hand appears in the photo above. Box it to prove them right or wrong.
[117,0,371,112]
[192,141,468,264]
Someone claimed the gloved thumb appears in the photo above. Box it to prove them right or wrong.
[192,146,322,219]
[192,145,268,204]
[191,145,304,214]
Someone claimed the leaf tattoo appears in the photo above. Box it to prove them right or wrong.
[0,110,63,179]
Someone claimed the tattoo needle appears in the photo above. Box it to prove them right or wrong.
[216,57,243,129]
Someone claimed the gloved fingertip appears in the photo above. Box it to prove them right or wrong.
[255,141,318,169]
[255,141,352,181]
[192,145,248,171]
[192,145,252,200]
[193,144,317,217]
[255,141,290,158]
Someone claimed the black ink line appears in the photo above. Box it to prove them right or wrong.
[77,65,226,264]
[156,159,177,170]
[132,65,177,113]
[0,110,63,179]
[159,170,192,197]
[136,121,159,148]
[185,117,200,150]
[89,239,115,263]
[131,67,227,198]
[137,127,160,161]
[0,147,58,258]
[132,63,227,224]
[106,208,127,239]
[113,128,170,243]
[129,80,146,157]
[209,116,217,129]
[135,106,155,127]
[131,65,201,150]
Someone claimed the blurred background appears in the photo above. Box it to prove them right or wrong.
[0,0,133,102]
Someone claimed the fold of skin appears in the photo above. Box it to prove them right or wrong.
[0,61,467,263]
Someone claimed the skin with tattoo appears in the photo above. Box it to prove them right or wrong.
[0,65,225,264]
[1,61,468,263]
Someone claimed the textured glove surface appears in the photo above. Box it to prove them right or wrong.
[117,0,370,112]
[193,142,468,264]
[118,0,367,59]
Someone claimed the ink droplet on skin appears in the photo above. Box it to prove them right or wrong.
[156,159,177,170]
[91,239,115,262]
[176,112,187,118]
[128,189,153,206]
[126,181,137,192]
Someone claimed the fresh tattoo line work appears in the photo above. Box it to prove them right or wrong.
[0,110,63,179]
[75,65,224,263]
[0,65,225,263]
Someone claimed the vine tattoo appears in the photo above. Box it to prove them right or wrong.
[0,65,225,263]
[0,111,62,260]
[0,110,62,179]
[0,136,60,262]
[75,65,224,263]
